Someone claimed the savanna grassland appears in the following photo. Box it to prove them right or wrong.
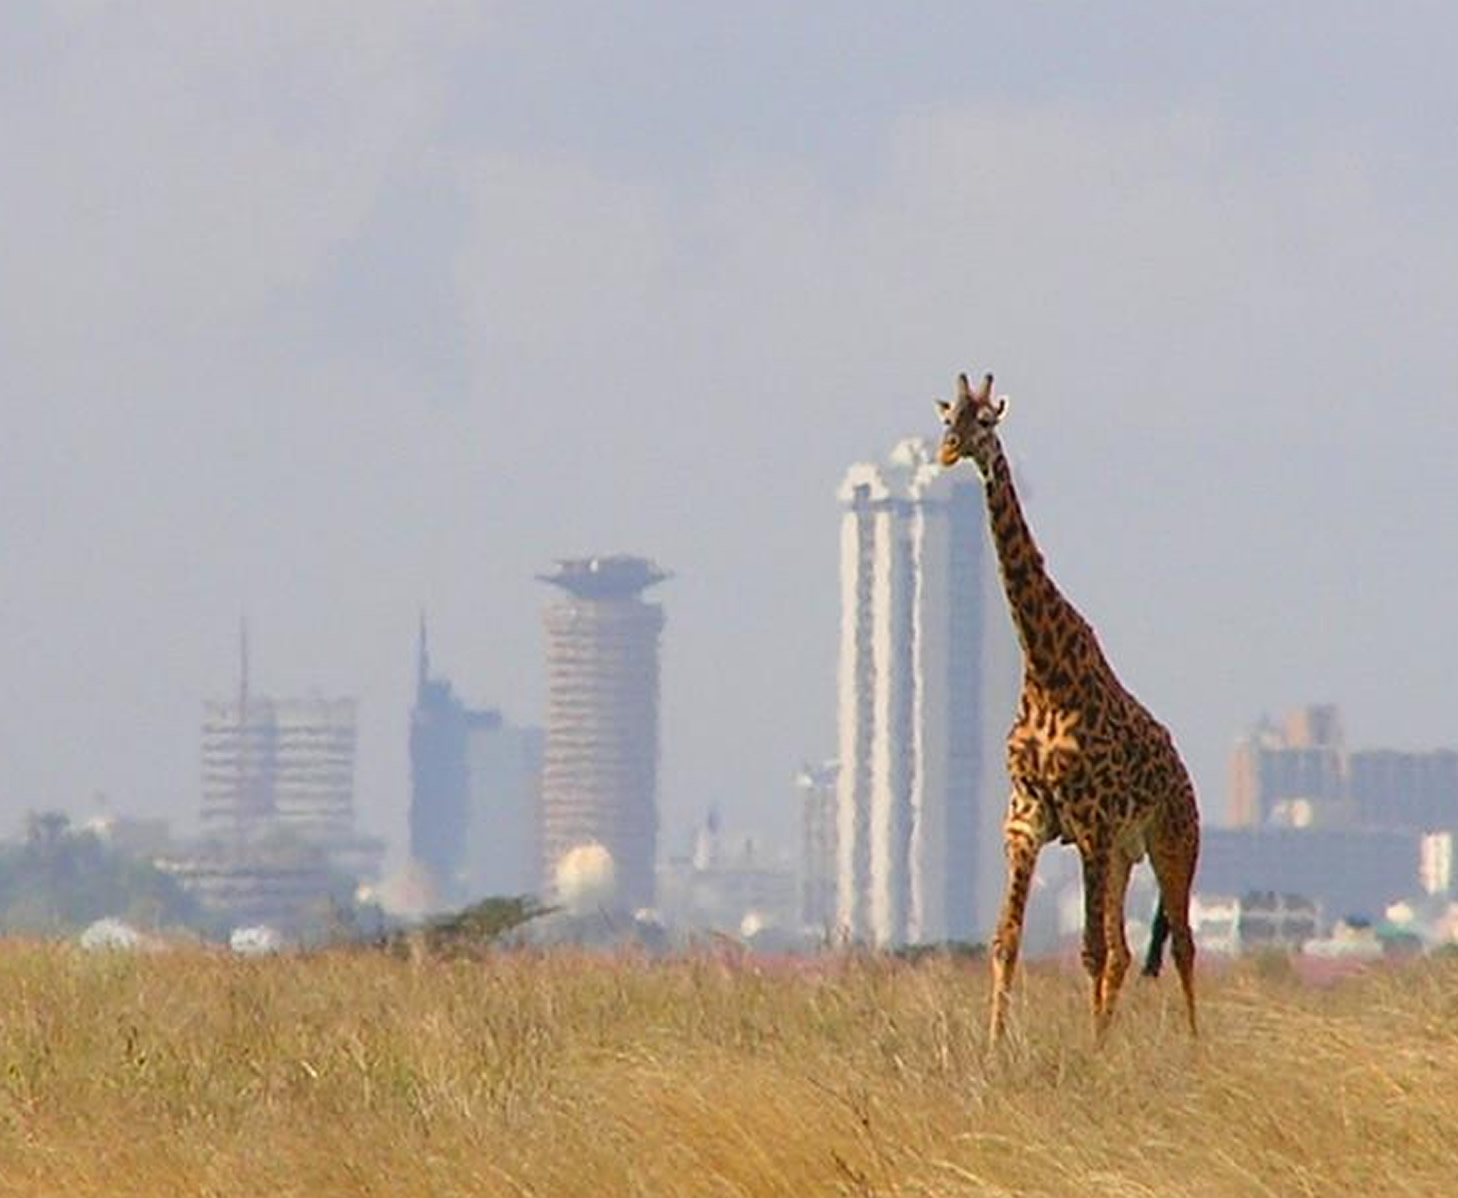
[0,943,1454,1196]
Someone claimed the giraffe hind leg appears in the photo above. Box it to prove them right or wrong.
[1147,825,1199,1037]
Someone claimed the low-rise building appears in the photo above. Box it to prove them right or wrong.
[1191,891,1321,955]
[1199,825,1421,925]
[155,835,334,933]
[658,812,797,939]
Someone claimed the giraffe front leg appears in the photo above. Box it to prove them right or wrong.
[989,818,1042,1047]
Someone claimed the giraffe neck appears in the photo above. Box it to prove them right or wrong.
[982,448,1090,684]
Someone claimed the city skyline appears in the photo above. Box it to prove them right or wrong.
[4,5,1458,864]
[9,498,1458,865]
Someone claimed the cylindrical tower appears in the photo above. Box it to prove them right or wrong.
[538,555,668,913]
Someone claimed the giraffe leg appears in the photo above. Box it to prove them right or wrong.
[1148,820,1199,1037]
[988,824,1041,1046]
[1078,840,1110,1035]
[1097,847,1136,1036]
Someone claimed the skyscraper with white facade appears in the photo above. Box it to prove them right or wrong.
[835,438,1018,947]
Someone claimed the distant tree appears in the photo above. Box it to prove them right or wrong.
[380,895,551,960]
[0,811,205,936]
[25,811,70,849]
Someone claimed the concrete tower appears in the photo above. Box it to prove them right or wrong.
[538,555,668,913]
[835,439,1018,947]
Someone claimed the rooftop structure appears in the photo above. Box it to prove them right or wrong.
[538,555,669,601]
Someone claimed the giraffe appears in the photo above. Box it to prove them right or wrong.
[935,370,1200,1044]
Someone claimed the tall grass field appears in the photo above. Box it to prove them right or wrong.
[0,943,1453,1195]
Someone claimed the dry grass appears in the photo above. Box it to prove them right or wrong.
[0,943,1454,1196]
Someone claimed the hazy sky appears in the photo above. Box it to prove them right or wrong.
[4,3,1457,863]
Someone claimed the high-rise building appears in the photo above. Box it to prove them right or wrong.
[1227,704,1458,835]
[271,698,357,837]
[538,555,668,913]
[203,696,357,837]
[408,618,500,903]
[1228,705,1348,827]
[835,439,1019,947]
[201,628,359,841]
[463,721,544,900]
[1219,705,1458,910]
[192,626,379,928]
[407,618,541,906]
[201,697,277,836]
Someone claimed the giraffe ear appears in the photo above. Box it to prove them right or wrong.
[935,399,953,423]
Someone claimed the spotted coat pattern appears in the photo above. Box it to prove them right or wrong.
[937,372,1200,1043]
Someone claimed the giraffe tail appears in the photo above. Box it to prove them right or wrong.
[1142,901,1170,978]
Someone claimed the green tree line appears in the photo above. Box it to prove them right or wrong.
[0,812,204,936]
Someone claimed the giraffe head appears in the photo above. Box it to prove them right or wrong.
[936,371,1009,475]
